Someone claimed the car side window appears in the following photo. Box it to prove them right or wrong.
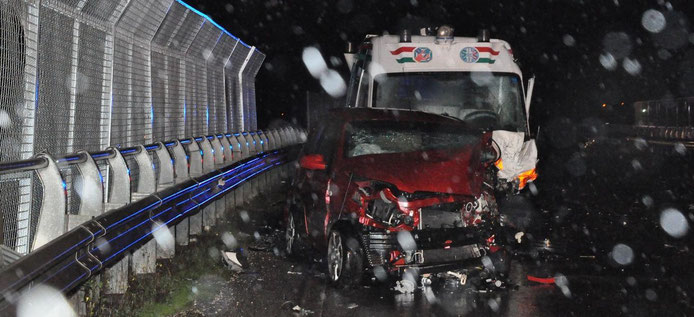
[315,123,342,167]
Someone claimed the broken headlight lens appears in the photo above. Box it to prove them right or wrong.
[365,189,414,227]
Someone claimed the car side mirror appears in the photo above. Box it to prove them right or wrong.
[300,154,327,170]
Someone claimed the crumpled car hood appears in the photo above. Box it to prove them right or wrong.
[342,145,485,196]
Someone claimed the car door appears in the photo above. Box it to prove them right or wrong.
[301,120,342,243]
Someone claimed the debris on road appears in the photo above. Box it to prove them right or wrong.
[292,304,314,315]
[527,275,556,284]
[221,250,244,272]
[447,271,468,285]
[394,279,416,294]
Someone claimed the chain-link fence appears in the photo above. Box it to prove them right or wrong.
[0,0,264,254]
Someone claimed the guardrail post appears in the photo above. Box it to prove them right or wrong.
[67,151,104,229]
[103,147,131,294]
[249,131,262,196]
[258,131,270,190]
[65,150,104,315]
[265,130,280,188]
[231,133,244,207]
[237,132,251,204]
[32,153,67,250]
[170,140,190,247]
[220,135,235,216]
[155,142,175,190]
[153,142,175,259]
[210,136,226,220]
[130,145,157,275]
[184,140,203,236]
[198,137,216,229]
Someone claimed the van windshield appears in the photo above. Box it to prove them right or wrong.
[372,72,527,132]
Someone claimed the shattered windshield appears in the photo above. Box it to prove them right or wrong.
[373,72,526,132]
[345,120,479,157]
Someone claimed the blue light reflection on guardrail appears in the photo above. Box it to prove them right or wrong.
[0,150,285,297]
[60,156,284,292]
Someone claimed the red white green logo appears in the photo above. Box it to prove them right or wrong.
[460,47,498,64]
[391,47,432,63]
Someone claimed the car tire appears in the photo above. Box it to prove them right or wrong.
[285,204,306,258]
[327,228,364,287]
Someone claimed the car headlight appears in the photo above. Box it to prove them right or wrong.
[364,187,414,227]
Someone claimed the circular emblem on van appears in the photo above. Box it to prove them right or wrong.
[460,47,479,63]
[413,47,432,63]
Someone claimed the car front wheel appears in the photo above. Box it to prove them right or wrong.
[327,228,363,287]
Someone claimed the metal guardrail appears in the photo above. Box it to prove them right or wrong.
[0,126,306,314]
[634,97,694,128]
[604,124,694,148]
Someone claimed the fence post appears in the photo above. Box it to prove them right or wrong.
[102,147,131,294]
[130,145,157,274]
[153,142,175,259]
[220,134,235,216]
[170,140,190,247]
[184,139,203,235]
[198,137,215,229]
[210,136,226,220]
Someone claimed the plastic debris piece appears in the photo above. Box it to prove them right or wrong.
[446,271,467,285]
[394,279,416,294]
[292,305,314,315]
[221,251,243,272]
[346,303,359,309]
[515,232,524,244]
[527,275,556,284]
[287,271,302,275]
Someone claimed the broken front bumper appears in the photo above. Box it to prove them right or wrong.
[361,226,496,272]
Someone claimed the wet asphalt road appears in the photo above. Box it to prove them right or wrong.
[173,140,693,316]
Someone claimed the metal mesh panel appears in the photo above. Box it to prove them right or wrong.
[73,22,107,151]
[167,5,203,52]
[184,60,198,136]
[116,0,170,41]
[151,50,166,140]
[165,55,184,139]
[208,35,236,133]
[131,44,151,144]
[185,22,220,137]
[110,37,132,147]
[80,0,121,21]
[111,0,170,147]
[0,1,26,161]
[226,44,249,131]
[34,6,73,155]
[244,50,265,131]
[0,176,20,249]
[151,0,186,48]
[56,0,80,7]
[0,171,39,254]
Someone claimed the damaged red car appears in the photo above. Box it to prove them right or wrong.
[285,108,511,286]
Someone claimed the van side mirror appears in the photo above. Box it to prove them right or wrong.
[525,76,535,114]
[300,154,327,170]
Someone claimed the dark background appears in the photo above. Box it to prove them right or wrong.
[187,0,694,130]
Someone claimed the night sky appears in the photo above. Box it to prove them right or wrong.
[187,0,694,130]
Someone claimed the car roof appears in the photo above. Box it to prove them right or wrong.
[326,107,465,125]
